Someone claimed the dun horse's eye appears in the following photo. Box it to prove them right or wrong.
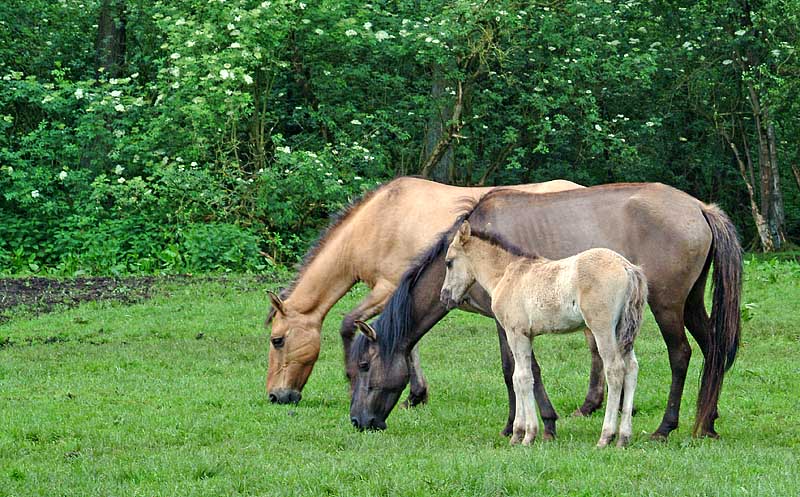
[271,336,285,349]
[358,361,369,372]
[445,259,453,269]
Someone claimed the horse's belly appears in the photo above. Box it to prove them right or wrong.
[525,294,584,335]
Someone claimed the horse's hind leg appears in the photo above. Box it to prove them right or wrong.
[617,350,639,447]
[650,304,691,440]
[683,264,721,438]
[497,322,558,439]
[573,328,606,417]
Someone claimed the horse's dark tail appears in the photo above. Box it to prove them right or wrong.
[617,264,648,355]
[694,203,743,436]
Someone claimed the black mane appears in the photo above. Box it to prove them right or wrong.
[351,213,469,362]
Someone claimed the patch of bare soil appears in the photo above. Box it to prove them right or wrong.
[0,275,277,326]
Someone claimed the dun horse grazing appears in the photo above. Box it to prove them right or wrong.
[440,221,647,447]
[266,176,582,404]
[349,183,741,440]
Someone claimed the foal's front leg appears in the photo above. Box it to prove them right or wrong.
[507,330,539,445]
[496,322,558,439]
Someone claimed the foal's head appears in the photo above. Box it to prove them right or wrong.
[349,321,411,431]
[265,292,321,405]
[440,221,476,309]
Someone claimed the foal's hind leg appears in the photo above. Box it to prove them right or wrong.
[586,321,625,448]
[617,350,639,447]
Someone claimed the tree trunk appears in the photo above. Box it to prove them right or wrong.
[420,68,456,183]
[420,80,463,182]
[766,122,786,247]
[726,137,774,251]
[791,163,800,191]
[96,0,126,77]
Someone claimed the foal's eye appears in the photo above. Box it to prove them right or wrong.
[271,336,285,349]
[445,259,453,269]
[358,361,370,372]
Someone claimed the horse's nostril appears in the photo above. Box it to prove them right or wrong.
[269,393,278,403]
[351,417,359,428]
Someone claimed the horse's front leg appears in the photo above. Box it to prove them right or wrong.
[506,330,538,445]
[496,321,558,439]
[341,280,395,386]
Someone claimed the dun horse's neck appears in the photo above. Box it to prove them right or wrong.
[466,239,524,298]
[285,231,357,322]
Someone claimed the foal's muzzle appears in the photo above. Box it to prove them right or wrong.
[268,388,302,404]
[439,288,458,310]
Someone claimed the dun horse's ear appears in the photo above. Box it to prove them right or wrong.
[354,320,377,342]
[268,291,286,316]
[459,220,471,240]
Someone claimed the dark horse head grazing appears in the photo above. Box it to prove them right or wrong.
[349,228,459,431]
[348,183,742,439]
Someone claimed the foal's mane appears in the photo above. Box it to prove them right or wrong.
[266,182,388,323]
[468,230,538,259]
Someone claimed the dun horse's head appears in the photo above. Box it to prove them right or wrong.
[348,321,410,431]
[265,292,320,404]
[440,221,475,309]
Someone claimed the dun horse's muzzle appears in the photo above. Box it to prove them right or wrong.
[439,288,459,310]
[269,388,302,404]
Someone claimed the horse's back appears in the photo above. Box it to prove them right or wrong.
[467,183,711,308]
[343,177,582,287]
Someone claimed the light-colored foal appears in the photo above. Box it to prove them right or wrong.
[440,221,647,447]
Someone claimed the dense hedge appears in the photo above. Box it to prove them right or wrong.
[1,0,797,274]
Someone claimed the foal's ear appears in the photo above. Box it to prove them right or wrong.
[354,320,377,342]
[267,291,286,316]
[458,220,471,240]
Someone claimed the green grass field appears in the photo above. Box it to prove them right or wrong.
[1,259,799,496]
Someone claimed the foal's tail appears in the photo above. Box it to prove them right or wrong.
[694,203,743,435]
[617,264,648,355]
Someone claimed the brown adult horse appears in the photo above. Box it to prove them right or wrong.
[350,183,742,439]
[265,177,582,404]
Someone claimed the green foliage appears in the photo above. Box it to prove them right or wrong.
[1,0,798,274]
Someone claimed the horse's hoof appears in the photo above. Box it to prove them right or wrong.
[572,405,598,417]
[696,429,720,439]
[500,425,513,438]
[400,391,428,409]
[616,435,631,447]
[509,436,522,446]
[596,438,610,448]
[649,431,669,442]
[542,432,555,442]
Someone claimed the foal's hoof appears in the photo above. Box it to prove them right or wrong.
[541,432,555,442]
[616,435,631,448]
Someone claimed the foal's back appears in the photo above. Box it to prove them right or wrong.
[491,248,635,336]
